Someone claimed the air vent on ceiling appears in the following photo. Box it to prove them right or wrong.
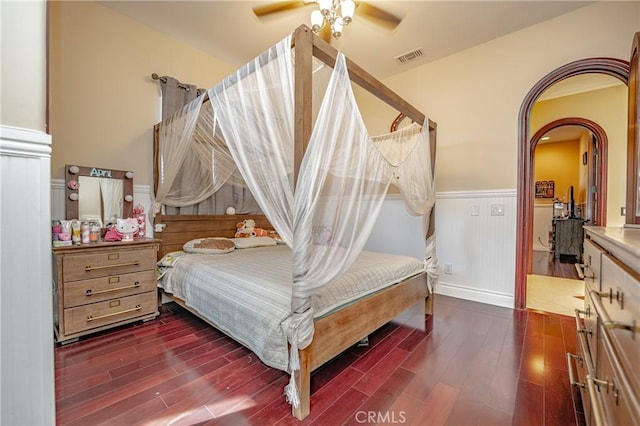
[394,48,423,64]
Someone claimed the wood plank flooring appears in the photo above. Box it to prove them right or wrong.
[532,250,580,280]
[55,296,583,425]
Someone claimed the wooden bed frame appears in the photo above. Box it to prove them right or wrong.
[153,25,437,420]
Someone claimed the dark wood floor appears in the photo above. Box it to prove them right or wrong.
[531,250,580,280]
[55,296,583,425]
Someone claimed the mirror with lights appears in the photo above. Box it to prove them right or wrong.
[65,164,134,224]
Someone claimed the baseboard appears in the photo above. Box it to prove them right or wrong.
[436,282,514,309]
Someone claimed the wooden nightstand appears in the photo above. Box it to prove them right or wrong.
[52,238,161,343]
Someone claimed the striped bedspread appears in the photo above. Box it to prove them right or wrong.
[158,245,424,371]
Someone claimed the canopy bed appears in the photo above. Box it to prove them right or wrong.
[152,25,438,420]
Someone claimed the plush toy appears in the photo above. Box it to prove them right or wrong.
[235,219,269,238]
[115,218,139,242]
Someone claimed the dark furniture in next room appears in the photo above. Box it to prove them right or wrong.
[552,217,584,261]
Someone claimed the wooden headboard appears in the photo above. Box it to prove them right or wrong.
[154,214,272,258]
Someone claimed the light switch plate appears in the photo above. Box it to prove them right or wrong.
[471,205,480,216]
[491,204,504,216]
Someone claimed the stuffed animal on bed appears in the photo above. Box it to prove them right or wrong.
[235,219,269,238]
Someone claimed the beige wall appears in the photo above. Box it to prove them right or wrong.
[377,1,638,194]
[0,1,47,130]
[48,1,235,186]
[49,1,639,206]
[531,84,628,226]
[534,139,580,206]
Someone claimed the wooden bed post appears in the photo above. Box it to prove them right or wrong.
[289,25,438,419]
[292,25,314,421]
[292,347,311,420]
[425,126,437,317]
[293,25,313,188]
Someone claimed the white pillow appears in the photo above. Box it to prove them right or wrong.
[231,236,277,249]
[183,237,236,254]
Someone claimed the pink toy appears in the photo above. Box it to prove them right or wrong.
[115,218,139,242]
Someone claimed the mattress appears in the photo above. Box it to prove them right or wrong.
[158,245,424,371]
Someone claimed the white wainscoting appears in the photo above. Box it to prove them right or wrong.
[533,204,554,252]
[0,125,56,425]
[52,180,154,237]
[434,190,517,308]
[364,194,426,259]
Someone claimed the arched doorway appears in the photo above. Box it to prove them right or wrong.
[531,118,608,225]
[515,58,629,310]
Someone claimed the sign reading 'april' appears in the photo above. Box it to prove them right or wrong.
[89,168,112,178]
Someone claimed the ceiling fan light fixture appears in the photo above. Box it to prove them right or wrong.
[310,0,354,39]
[310,9,324,32]
[318,0,332,16]
[341,0,355,25]
[332,16,343,38]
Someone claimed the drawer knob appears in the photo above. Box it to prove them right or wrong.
[86,304,142,322]
[566,353,585,388]
[86,282,141,296]
[85,260,141,272]
[574,307,592,335]
[591,288,613,303]
[589,290,636,339]
[603,319,636,339]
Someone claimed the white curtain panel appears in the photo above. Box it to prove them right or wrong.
[99,178,123,223]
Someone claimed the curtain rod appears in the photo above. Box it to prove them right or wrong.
[151,73,195,92]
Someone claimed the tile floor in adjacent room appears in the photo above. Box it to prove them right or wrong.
[526,274,585,317]
[528,250,585,317]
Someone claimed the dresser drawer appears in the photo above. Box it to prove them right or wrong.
[63,270,156,308]
[583,239,603,290]
[63,246,156,281]
[574,329,595,426]
[594,324,640,426]
[593,254,640,384]
[582,283,599,367]
[63,291,157,335]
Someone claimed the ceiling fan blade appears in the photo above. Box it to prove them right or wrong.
[356,2,402,30]
[252,1,307,17]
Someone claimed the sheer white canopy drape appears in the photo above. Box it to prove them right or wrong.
[154,35,436,406]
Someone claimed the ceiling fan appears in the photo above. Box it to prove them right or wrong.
[252,1,402,42]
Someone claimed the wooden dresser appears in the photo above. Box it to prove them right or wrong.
[569,227,640,425]
[52,238,160,343]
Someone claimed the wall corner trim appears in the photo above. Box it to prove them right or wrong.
[0,125,51,158]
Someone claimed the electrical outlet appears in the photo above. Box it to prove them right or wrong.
[471,205,480,216]
[444,264,452,274]
[491,204,504,216]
